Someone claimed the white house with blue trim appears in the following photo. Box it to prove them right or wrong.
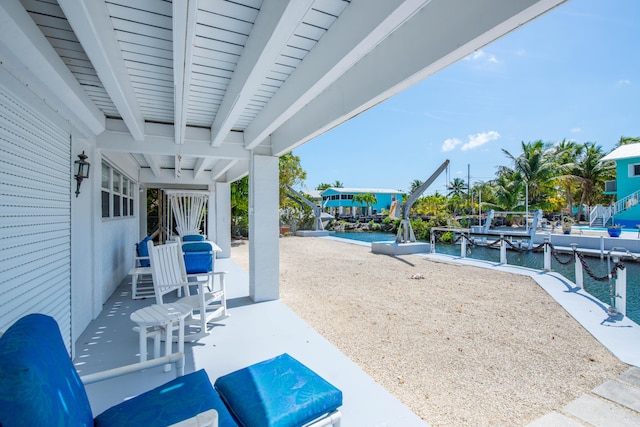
[591,143,640,228]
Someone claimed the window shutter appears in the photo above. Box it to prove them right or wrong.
[0,88,71,348]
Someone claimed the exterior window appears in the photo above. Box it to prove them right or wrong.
[113,171,121,217]
[633,164,640,177]
[101,163,110,218]
[101,161,135,219]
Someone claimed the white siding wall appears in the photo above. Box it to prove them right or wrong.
[97,152,140,303]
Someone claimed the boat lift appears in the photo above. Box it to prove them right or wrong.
[285,185,325,231]
[396,159,450,243]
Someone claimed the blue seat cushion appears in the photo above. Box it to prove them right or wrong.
[0,314,94,427]
[182,234,205,242]
[95,369,239,427]
[214,353,342,427]
[182,243,213,274]
[136,236,152,267]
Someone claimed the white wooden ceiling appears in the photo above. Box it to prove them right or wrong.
[1,0,567,187]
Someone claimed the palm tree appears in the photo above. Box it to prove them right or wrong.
[553,139,584,214]
[446,178,467,215]
[316,180,343,191]
[501,140,556,208]
[352,192,377,215]
[617,136,640,147]
[570,143,614,221]
[447,178,467,198]
[409,179,424,194]
[487,171,525,212]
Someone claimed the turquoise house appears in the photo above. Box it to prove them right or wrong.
[592,143,640,228]
[321,188,403,216]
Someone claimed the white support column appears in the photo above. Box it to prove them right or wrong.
[214,182,231,259]
[206,189,214,240]
[139,187,147,239]
[249,154,280,302]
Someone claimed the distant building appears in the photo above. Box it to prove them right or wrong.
[321,188,403,216]
[594,143,640,227]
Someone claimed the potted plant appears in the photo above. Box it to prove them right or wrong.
[607,223,622,237]
[561,216,573,234]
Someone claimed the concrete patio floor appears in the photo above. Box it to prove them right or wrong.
[73,257,426,426]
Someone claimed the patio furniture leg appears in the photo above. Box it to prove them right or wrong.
[153,328,161,359]
[164,321,172,373]
[139,325,148,363]
[177,317,185,376]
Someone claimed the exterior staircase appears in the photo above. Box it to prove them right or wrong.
[590,189,640,227]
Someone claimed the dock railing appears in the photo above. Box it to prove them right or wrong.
[430,228,637,317]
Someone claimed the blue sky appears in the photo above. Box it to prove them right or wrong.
[293,0,640,195]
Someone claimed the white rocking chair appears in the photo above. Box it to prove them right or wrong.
[147,241,227,341]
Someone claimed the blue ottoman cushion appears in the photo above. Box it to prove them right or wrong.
[0,314,94,427]
[214,353,342,427]
[95,369,239,427]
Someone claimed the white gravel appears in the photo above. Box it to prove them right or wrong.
[231,236,627,427]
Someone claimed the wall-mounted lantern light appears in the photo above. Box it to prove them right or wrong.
[74,151,90,197]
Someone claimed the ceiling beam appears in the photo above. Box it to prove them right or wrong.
[211,160,239,181]
[193,157,209,179]
[0,0,104,136]
[96,130,261,159]
[210,0,313,147]
[173,0,198,145]
[224,161,249,183]
[243,0,431,150]
[143,154,162,177]
[271,0,567,156]
[139,168,215,186]
[58,0,145,141]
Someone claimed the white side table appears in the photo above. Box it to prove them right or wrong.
[130,303,191,374]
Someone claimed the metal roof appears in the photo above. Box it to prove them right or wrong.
[601,143,640,162]
[322,187,403,195]
[1,0,567,188]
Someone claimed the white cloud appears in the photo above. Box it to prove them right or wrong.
[464,49,499,65]
[461,131,500,151]
[441,138,462,152]
[570,127,581,133]
[617,79,631,86]
[465,50,485,61]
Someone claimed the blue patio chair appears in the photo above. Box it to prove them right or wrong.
[182,241,215,274]
[0,314,343,427]
[129,236,154,299]
[135,236,153,267]
[182,234,206,242]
